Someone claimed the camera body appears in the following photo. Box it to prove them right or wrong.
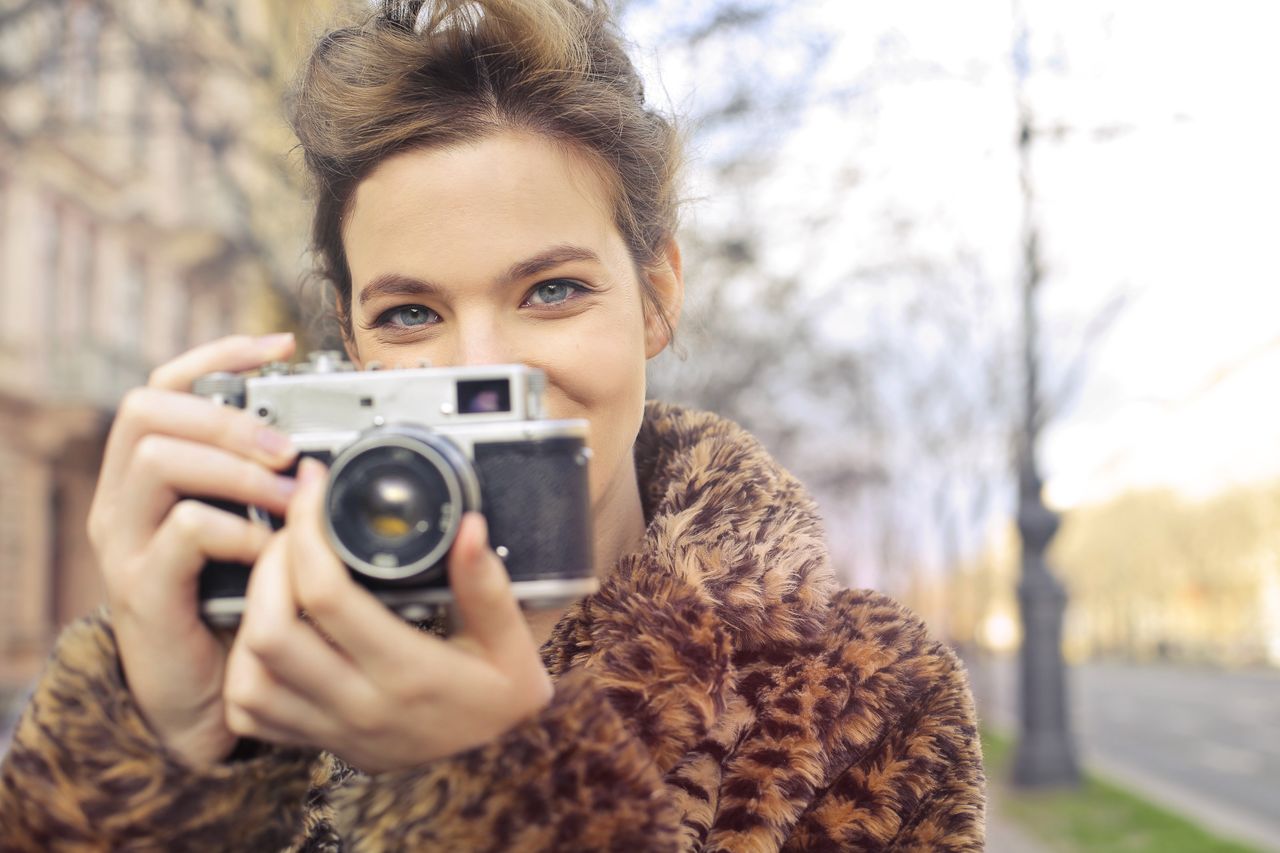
[193,352,595,628]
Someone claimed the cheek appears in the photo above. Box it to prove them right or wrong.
[544,333,645,429]
[537,324,648,495]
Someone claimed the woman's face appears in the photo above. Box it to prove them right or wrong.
[341,131,680,525]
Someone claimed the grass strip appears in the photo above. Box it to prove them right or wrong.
[982,729,1261,853]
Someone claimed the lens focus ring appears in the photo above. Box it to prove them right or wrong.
[324,425,480,581]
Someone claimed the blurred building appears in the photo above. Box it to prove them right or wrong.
[0,0,328,698]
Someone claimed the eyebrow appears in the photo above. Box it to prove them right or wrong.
[506,244,601,282]
[357,273,441,307]
[357,244,603,307]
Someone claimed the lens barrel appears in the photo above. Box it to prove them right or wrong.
[324,425,480,582]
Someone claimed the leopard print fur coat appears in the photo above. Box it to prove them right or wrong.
[0,402,985,851]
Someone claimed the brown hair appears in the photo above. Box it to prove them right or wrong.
[289,0,683,341]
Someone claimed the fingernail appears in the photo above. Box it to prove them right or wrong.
[257,332,294,354]
[256,427,295,458]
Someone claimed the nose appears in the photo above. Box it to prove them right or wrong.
[450,316,513,367]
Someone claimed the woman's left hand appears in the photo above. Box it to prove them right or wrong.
[222,458,554,774]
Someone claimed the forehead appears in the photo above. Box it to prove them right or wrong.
[342,132,623,282]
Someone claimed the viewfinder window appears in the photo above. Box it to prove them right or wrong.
[457,379,511,414]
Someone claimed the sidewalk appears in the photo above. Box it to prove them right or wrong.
[983,783,1054,850]
[987,809,1052,853]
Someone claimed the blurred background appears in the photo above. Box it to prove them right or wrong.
[1,0,1277,850]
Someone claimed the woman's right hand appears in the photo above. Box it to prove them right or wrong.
[86,333,301,768]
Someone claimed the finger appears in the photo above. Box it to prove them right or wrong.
[115,500,272,621]
[225,712,312,750]
[236,532,377,716]
[447,513,539,671]
[148,332,296,392]
[113,436,297,552]
[224,638,336,748]
[285,458,465,685]
[100,387,296,494]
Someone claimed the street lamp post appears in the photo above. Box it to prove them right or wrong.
[1012,467,1080,786]
[1010,0,1081,788]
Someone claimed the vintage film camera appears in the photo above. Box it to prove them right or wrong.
[192,351,595,627]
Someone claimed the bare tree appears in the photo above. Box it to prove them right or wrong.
[629,2,1024,595]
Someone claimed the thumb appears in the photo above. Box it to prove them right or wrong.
[447,513,536,666]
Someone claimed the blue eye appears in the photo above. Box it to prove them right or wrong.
[526,280,586,307]
[379,305,439,328]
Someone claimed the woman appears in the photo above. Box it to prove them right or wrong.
[0,1,984,850]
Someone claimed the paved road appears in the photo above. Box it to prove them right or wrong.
[970,655,1280,851]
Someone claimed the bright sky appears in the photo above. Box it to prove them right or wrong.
[1020,0,1280,506]
[634,0,1280,513]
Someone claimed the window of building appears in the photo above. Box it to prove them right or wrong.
[53,207,93,344]
[0,171,8,350]
[119,252,147,348]
[0,439,23,653]
[42,199,65,370]
[67,1,103,124]
[79,220,98,343]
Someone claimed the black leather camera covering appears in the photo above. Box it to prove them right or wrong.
[472,436,592,583]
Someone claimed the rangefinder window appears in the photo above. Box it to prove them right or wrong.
[457,378,511,414]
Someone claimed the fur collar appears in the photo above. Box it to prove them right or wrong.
[630,401,837,652]
[540,401,837,771]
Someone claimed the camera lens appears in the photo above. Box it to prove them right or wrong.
[357,473,427,541]
[325,426,480,581]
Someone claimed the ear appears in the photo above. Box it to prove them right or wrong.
[644,239,684,359]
